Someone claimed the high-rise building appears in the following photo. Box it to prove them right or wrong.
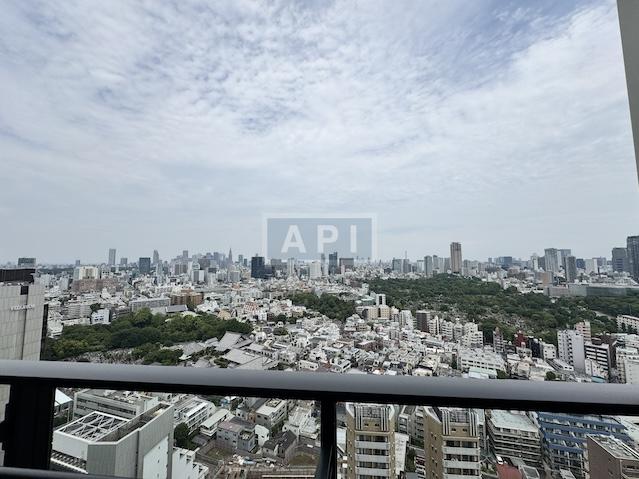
[120,257,128,266]
[558,249,572,266]
[564,255,577,282]
[328,252,338,275]
[227,248,233,267]
[487,410,541,468]
[586,435,639,479]
[108,248,116,266]
[339,257,355,272]
[0,275,46,454]
[424,256,433,277]
[415,310,430,332]
[627,236,639,281]
[17,257,36,268]
[450,242,462,274]
[287,258,296,277]
[612,247,629,273]
[345,403,396,479]
[251,255,265,279]
[152,249,160,265]
[138,257,151,275]
[493,327,505,354]
[423,407,481,478]
[182,250,189,260]
[544,248,560,273]
[309,261,321,279]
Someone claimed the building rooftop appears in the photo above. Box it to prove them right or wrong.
[589,434,639,461]
[489,410,538,433]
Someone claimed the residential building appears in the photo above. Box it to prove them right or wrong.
[450,242,462,274]
[345,403,396,479]
[586,435,639,479]
[487,410,541,468]
[557,330,586,372]
[73,389,159,419]
[423,407,481,478]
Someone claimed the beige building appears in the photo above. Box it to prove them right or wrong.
[586,435,639,479]
[345,403,396,479]
[423,407,481,479]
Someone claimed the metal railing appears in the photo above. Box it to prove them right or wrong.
[1,359,639,478]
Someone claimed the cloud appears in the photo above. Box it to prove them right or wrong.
[0,0,635,263]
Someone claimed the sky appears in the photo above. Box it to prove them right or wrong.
[0,0,636,264]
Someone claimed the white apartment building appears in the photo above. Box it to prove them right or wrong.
[174,397,216,434]
[458,348,506,373]
[618,315,639,333]
[256,398,288,429]
[557,330,586,372]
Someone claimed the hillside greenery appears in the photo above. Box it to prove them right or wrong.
[369,275,621,345]
[288,292,355,321]
[43,308,252,362]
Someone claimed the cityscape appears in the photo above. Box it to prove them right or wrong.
[4,235,639,478]
[1,0,638,478]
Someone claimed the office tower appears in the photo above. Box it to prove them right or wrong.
[584,340,612,376]
[537,413,629,479]
[287,258,296,277]
[251,255,265,279]
[328,252,338,275]
[557,330,586,372]
[120,257,128,266]
[392,258,402,273]
[584,258,597,274]
[138,257,151,275]
[530,254,539,271]
[51,404,174,477]
[108,248,116,266]
[612,247,629,273]
[182,250,189,260]
[75,259,81,266]
[228,247,233,267]
[487,410,542,468]
[423,407,481,478]
[558,249,572,265]
[345,403,396,479]
[238,254,244,265]
[544,248,560,273]
[17,257,36,268]
[152,249,160,265]
[627,236,639,281]
[0,275,46,444]
[309,261,321,279]
[450,242,462,274]
[587,435,639,478]
[564,255,577,282]
[424,256,433,277]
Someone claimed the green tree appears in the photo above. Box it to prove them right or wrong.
[174,423,190,448]
[545,371,557,381]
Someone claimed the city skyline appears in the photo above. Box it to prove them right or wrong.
[1,0,637,262]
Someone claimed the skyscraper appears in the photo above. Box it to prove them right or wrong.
[345,403,396,479]
[251,255,265,279]
[17,257,36,268]
[612,247,629,273]
[544,248,560,273]
[564,255,577,282]
[627,236,639,281]
[287,258,296,277]
[182,250,189,260]
[152,249,160,265]
[228,248,233,267]
[450,242,462,274]
[139,257,151,275]
[424,256,433,277]
[328,252,338,275]
[108,248,116,266]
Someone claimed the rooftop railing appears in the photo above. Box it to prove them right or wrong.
[1,359,639,478]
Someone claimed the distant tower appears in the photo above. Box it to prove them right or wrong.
[544,248,560,273]
[108,248,116,266]
[450,242,462,274]
[628,236,639,281]
[152,250,160,265]
[564,255,578,283]
[228,247,233,267]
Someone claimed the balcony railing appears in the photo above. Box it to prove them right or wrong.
[0,359,639,478]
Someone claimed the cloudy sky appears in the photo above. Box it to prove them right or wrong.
[0,0,636,264]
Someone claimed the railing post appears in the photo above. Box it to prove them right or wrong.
[2,381,55,469]
[316,399,337,479]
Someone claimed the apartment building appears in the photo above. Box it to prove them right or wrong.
[487,410,541,468]
[423,407,481,479]
[346,403,396,479]
[586,435,639,479]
